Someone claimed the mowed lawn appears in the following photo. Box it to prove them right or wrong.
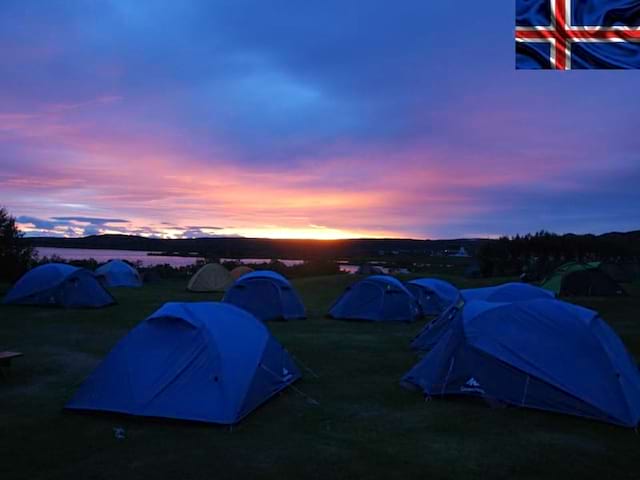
[1,275,639,480]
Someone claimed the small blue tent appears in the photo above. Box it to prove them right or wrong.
[411,282,555,352]
[96,259,142,287]
[402,299,640,427]
[461,282,554,303]
[329,275,420,322]
[223,270,306,322]
[66,302,301,424]
[3,263,115,308]
[406,278,460,316]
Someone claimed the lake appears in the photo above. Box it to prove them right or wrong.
[35,247,360,272]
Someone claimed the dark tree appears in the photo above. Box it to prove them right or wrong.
[477,229,639,279]
[0,207,36,282]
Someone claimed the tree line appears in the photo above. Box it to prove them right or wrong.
[477,230,640,279]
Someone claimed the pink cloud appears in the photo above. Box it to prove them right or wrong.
[1,93,626,239]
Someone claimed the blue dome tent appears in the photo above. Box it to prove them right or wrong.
[66,302,301,424]
[461,282,554,303]
[3,263,115,308]
[222,271,306,321]
[412,282,554,352]
[95,259,142,287]
[329,275,420,322]
[406,278,460,316]
[402,299,640,427]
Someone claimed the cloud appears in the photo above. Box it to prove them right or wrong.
[15,215,242,239]
[185,225,223,230]
[16,215,131,237]
[176,228,241,239]
[16,216,61,230]
[52,216,129,225]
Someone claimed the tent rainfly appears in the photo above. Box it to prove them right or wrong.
[461,282,554,303]
[402,299,640,427]
[223,270,306,321]
[329,275,420,322]
[96,259,142,287]
[412,282,555,352]
[187,264,234,292]
[66,302,301,424]
[542,262,626,297]
[3,263,115,308]
[406,278,460,316]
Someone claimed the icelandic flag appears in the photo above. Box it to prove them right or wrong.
[516,0,640,69]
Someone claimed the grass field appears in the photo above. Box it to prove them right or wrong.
[1,275,639,480]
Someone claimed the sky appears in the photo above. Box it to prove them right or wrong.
[1,0,639,240]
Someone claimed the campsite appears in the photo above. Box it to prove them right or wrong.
[2,1,640,478]
[1,270,639,479]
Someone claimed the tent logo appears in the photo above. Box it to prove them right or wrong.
[466,378,480,387]
[460,377,485,394]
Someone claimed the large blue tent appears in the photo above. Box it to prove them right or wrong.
[95,259,142,287]
[406,278,460,316]
[3,263,115,308]
[411,282,555,352]
[402,299,640,427]
[329,275,420,322]
[223,270,306,321]
[461,282,554,302]
[66,302,301,424]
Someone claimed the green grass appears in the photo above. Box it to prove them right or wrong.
[1,276,639,480]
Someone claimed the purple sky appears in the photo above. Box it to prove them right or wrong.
[1,1,639,239]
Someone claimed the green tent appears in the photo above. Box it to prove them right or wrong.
[542,262,626,297]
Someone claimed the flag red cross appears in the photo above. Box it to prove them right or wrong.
[516,0,640,69]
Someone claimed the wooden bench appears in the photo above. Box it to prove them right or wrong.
[0,351,23,379]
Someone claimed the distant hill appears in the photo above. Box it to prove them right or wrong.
[25,230,640,261]
[25,234,487,260]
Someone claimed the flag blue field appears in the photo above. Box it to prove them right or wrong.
[516,0,640,69]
